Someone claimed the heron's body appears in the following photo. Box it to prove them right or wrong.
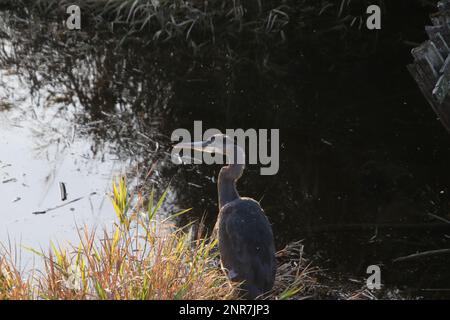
[218,197,276,299]
[173,134,277,299]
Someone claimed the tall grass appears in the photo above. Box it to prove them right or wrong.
[0,178,315,300]
[4,0,290,46]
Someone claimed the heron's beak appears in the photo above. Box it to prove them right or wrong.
[173,140,209,152]
[173,140,224,154]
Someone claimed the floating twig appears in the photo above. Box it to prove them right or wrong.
[32,192,97,215]
[428,213,450,224]
[393,249,450,263]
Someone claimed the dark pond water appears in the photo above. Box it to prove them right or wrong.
[1,1,450,298]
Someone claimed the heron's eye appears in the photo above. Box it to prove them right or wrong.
[210,136,215,142]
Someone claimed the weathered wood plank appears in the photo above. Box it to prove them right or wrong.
[429,32,450,58]
[426,25,450,45]
[433,55,450,103]
[408,0,450,133]
[408,64,436,110]
[438,0,450,11]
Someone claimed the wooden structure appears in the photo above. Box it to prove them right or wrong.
[408,0,450,132]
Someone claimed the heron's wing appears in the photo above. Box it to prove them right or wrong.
[218,199,276,296]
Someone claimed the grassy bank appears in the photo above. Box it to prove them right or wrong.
[0,179,315,300]
[1,0,402,51]
[2,0,290,46]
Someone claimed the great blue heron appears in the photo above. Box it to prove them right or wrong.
[174,134,276,299]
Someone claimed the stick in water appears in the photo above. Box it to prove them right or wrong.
[32,192,97,215]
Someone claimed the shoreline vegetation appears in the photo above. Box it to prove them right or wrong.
[0,0,387,54]
[1,0,291,46]
[0,178,317,300]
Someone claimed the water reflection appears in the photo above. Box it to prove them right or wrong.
[2,5,450,297]
[0,71,121,250]
[0,11,174,257]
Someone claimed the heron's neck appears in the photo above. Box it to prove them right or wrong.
[218,146,245,209]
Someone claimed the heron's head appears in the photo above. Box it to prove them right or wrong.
[173,134,236,156]
[173,133,246,180]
